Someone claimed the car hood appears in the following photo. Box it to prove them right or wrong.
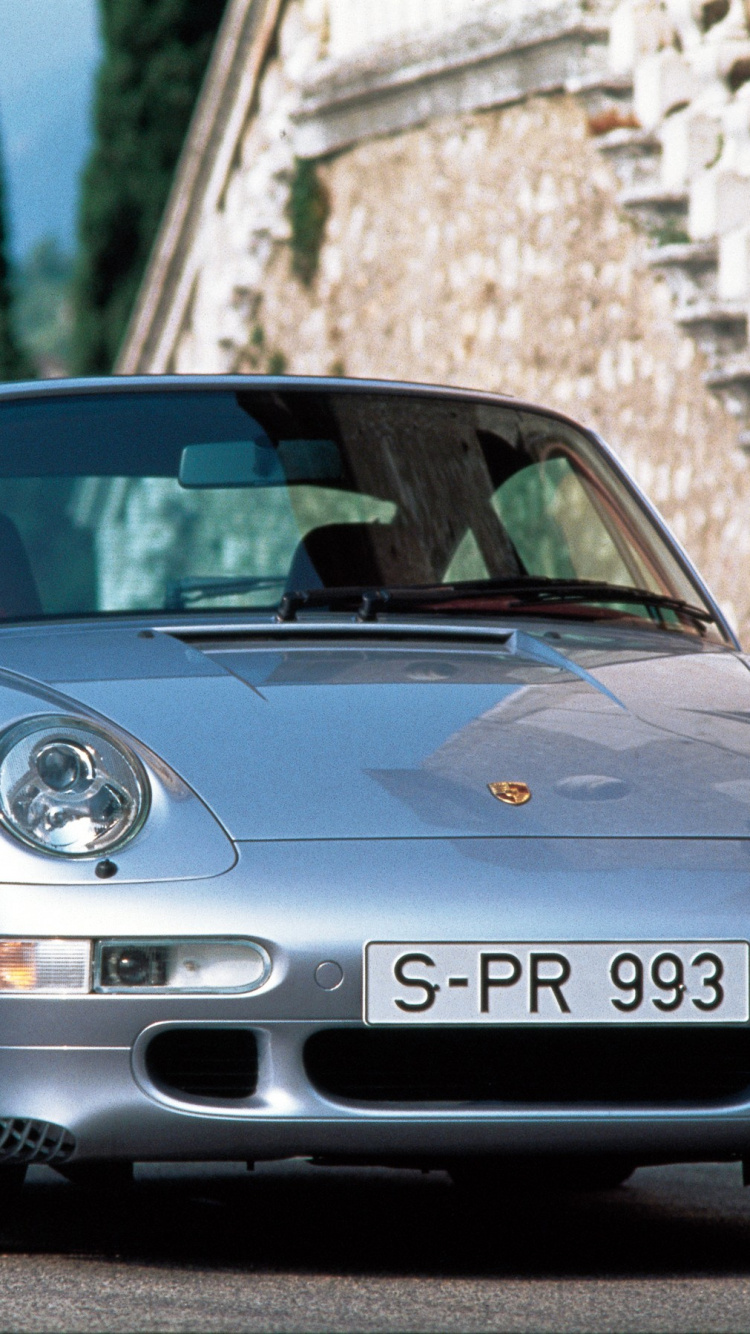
[2,621,750,840]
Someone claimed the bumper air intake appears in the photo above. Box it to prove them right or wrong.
[145,1028,258,1099]
[304,1027,750,1104]
[0,1118,75,1165]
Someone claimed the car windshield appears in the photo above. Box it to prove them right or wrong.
[0,385,717,636]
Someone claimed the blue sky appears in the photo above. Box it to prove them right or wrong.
[0,0,100,258]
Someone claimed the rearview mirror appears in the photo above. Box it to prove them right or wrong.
[179,439,342,487]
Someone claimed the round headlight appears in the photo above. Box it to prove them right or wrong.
[0,717,150,857]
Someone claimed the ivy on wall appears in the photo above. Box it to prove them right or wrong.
[287,157,330,287]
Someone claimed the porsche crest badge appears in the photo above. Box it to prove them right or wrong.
[488,781,531,806]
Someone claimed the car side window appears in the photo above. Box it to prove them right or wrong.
[442,528,488,583]
[443,456,652,588]
[289,487,396,538]
[493,456,637,586]
[92,480,398,611]
[444,456,649,588]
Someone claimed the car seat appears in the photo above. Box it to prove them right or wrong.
[285,523,390,590]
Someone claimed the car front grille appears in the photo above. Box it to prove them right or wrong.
[0,1117,75,1165]
[145,1028,258,1100]
[304,1027,750,1103]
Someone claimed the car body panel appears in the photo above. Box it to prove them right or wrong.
[36,627,750,840]
[0,376,747,1173]
[0,623,225,683]
[1,837,750,1024]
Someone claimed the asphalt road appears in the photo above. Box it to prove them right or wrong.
[1,1160,750,1332]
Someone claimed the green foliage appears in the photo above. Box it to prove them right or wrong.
[14,239,74,376]
[653,218,690,247]
[287,157,329,286]
[0,142,31,382]
[241,316,287,375]
[267,349,288,375]
[74,0,228,373]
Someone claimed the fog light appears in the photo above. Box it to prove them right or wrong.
[94,939,270,993]
[100,945,167,988]
[0,940,91,992]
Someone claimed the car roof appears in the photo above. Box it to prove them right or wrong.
[0,374,596,437]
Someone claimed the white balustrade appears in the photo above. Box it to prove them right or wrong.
[326,0,493,58]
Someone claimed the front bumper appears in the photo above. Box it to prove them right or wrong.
[2,1017,750,1166]
[2,835,750,1165]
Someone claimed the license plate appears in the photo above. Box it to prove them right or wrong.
[364,942,750,1024]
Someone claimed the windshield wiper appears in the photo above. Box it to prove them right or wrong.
[275,579,715,631]
[165,575,285,611]
[166,574,714,632]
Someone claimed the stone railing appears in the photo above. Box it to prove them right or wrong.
[602,0,750,442]
[295,0,624,158]
[326,0,488,58]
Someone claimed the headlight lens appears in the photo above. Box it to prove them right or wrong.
[0,717,149,857]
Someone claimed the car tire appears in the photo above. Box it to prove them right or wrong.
[449,1155,635,1194]
[0,1165,27,1198]
[57,1162,134,1193]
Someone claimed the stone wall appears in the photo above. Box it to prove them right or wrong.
[120,0,750,640]
[219,93,749,637]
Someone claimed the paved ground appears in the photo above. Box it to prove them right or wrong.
[1,1161,750,1331]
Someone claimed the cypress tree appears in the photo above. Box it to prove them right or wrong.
[0,130,30,382]
[74,0,228,374]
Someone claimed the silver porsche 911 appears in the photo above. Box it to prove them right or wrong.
[0,373,745,1195]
